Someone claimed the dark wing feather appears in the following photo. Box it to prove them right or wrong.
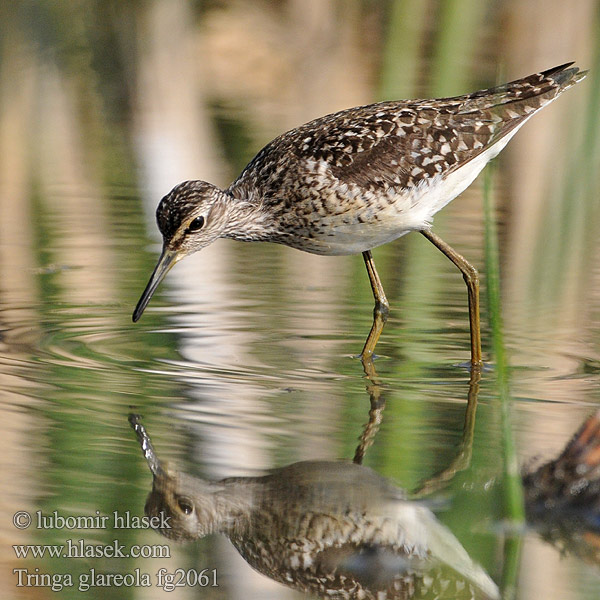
[229,64,585,200]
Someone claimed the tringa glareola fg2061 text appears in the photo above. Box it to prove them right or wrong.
[133,63,586,367]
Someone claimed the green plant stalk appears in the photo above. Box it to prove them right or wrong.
[482,165,525,523]
[501,535,523,600]
[429,0,488,97]
[379,0,427,100]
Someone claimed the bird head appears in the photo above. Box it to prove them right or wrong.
[129,413,223,540]
[144,469,222,541]
[133,180,231,322]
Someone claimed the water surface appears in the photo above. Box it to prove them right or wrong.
[1,3,600,599]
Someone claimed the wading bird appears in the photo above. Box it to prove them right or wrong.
[133,63,586,366]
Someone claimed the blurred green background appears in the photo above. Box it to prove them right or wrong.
[1,1,600,599]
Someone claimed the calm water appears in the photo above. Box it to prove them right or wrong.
[2,2,600,599]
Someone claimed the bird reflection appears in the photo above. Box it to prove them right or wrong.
[523,409,600,565]
[129,414,499,599]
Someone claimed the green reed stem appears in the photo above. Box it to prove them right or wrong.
[379,0,427,100]
[500,534,522,600]
[482,165,525,523]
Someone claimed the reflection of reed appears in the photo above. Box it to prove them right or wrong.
[130,414,499,600]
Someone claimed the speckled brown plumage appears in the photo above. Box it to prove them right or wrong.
[153,63,585,256]
[129,415,499,599]
[223,63,585,253]
[133,63,586,366]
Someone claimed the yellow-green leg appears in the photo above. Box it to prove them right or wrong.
[360,250,390,363]
[420,229,483,368]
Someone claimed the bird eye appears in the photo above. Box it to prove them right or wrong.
[177,497,194,515]
[186,216,205,233]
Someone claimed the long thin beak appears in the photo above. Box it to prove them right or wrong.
[132,248,177,322]
[128,414,166,478]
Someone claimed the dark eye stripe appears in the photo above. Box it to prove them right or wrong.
[187,216,205,233]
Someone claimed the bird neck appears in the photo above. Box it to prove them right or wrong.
[222,188,275,243]
[209,479,259,535]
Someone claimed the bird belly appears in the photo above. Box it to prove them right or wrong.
[310,220,413,255]
[281,205,418,256]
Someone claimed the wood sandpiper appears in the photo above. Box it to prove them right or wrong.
[133,63,586,367]
[129,414,499,598]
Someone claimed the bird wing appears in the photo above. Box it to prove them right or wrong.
[294,63,585,193]
[229,64,584,209]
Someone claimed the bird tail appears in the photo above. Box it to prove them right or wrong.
[539,62,588,90]
[523,62,588,103]
[459,62,587,116]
